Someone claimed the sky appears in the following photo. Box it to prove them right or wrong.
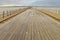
[31,1,60,6]
[0,0,38,6]
[0,0,60,6]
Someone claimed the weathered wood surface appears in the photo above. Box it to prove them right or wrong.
[0,9,60,40]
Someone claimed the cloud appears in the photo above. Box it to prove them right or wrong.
[0,0,41,6]
[31,1,60,6]
[0,0,60,6]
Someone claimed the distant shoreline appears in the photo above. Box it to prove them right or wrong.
[0,6,60,8]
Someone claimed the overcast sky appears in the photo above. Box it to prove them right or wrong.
[0,0,60,6]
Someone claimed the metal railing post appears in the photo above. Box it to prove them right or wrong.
[7,11,8,16]
[10,11,11,15]
[3,11,5,19]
